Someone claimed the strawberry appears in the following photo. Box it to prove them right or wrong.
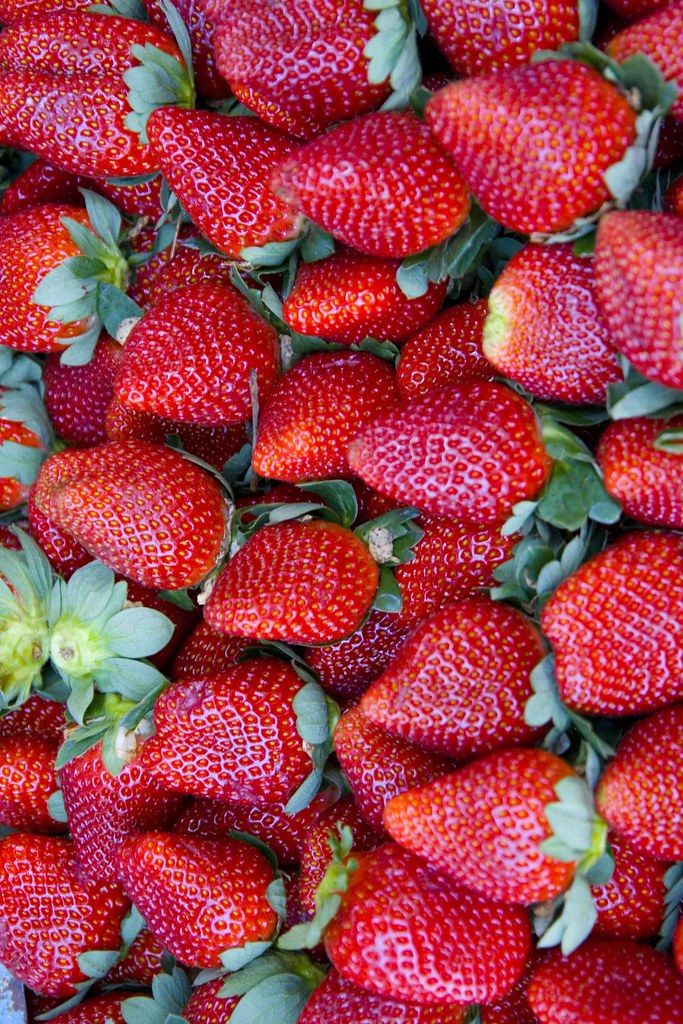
[360,597,544,758]
[591,833,668,939]
[0,692,65,742]
[675,917,683,976]
[282,250,447,345]
[527,939,683,1024]
[603,0,669,17]
[44,993,128,1024]
[116,830,279,968]
[0,732,60,833]
[0,0,91,17]
[1,158,86,213]
[105,927,164,987]
[597,416,683,528]
[608,2,683,120]
[596,703,683,861]
[541,532,683,715]
[665,174,683,215]
[170,621,249,679]
[276,112,470,258]
[33,440,229,589]
[183,978,240,1023]
[43,335,120,446]
[127,237,233,310]
[481,955,539,1024]
[299,969,468,1024]
[333,707,451,830]
[396,298,492,399]
[0,385,52,510]
[0,833,128,995]
[348,381,552,524]
[144,0,229,100]
[483,244,620,405]
[305,611,410,702]
[656,116,683,167]
[114,281,279,425]
[425,61,637,235]
[27,486,91,579]
[594,211,683,389]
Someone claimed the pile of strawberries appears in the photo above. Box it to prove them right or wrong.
[0,0,681,1021]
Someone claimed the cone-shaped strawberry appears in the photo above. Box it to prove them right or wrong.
[397,298,492,399]
[27,486,91,579]
[0,732,60,833]
[105,926,164,987]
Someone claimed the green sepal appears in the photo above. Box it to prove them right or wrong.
[364,0,423,110]
[297,480,358,528]
[217,949,326,999]
[124,16,195,144]
[285,680,339,815]
[225,973,315,1024]
[655,427,683,453]
[47,789,68,824]
[656,862,683,951]
[0,346,42,390]
[542,775,608,864]
[120,903,146,949]
[0,384,53,449]
[156,588,196,611]
[88,0,148,18]
[218,940,274,974]
[0,531,54,709]
[578,0,598,40]
[355,506,423,565]
[240,238,303,268]
[300,225,335,263]
[233,481,360,548]
[121,965,192,1024]
[607,360,683,420]
[535,874,598,954]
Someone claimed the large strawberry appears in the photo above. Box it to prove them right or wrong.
[0,732,60,833]
[591,833,668,939]
[33,440,228,589]
[43,335,120,446]
[299,969,468,1024]
[594,211,683,389]
[305,611,410,702]
[608,2,683,120]
[541,532,683,716]
[276,111,470,258]
[397,298,492,399]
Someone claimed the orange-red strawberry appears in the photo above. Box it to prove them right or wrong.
[1,158,86,213]
[282,250,447,345]
[483,244,620,405]
[541,532,683,716]
[0,833,129,995]
[44,993,128,1024]
[591,833,668,939]
[170,621,248,680]
[277,112,470,258]
[27,486,91,579]
[596,704,683,861]
[183,978,240,1023]
[608,2,683,120]
[597,417,683,528]
[0,733,60,833]
[117,830,278,968]
[594,211,683,389]
[348,381,551,524]
[105,927,164,987]
[0,692,65,742]
[34,440,228,589]
[397,298,492,399]
[145,0,229,100]
[426,61,637,235]
[43,335,120,447]
[305,611,410,702]
[665,174,683,214]
[675,917,683,976]
[299,969,468,1024]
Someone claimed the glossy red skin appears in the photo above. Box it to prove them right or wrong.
[43,335,120,446]
[596,704,683,861]
[147,109,302,258]
[34,440,228,590]
[170,622,249,680]
[594,211,683,389]
[44,993,127,1024]
[324,843,531,1005]
[665,175,683,215]
[117,831,277,969]
[105,927,164,986]
[282,250,447,345]
[305,611,410,703]
[184,978,240,1024]
[426,62,636,235]
[96,174,163,219]
[278,111,470,258]
[484,244,620,405]
[213,0,390,138]
[1,158,86,213]
[144,0,229,100]
[0,733,60,833]
[674,917,683,976]
[608,2,683,119]
[528,939,683,1024]
[27,486,91,579]
[421,0,579,76]
[252,351,402,482]
[299,970,468,1024]
[0,400,40,509]
[592,834,668,939]
[542,532,683,715]
[397,299,492,399]
[597,416,683,528]
[128,238,233,310]
[0,834,129,996]
[139,660,314,805]
[0,0,91,17]
[114,281,279,426]
[204,520,379,645]
[0,693,65,742]
[481,955,539,1024]
[348,382,551,525]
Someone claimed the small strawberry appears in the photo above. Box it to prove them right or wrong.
[299,969,468,1024]
[27,486,91,579]
[596,703,683,861]
[665,174,683,215]
[0,692,65,742]
[0,732,60,833]
[170,621,249,680]
[305,611,410,703]
[483,244,620,405]
[116,830,279,968]
[277,111,470,258]
[144,0,229,100]
[44,992,128,1024]
[425,61,637,235]
[43,335,120,446]
[594,211,683,389]
[541,532,683,716]
[105,927,164,987]
[282,250,447,345]
[591,833,668,939]
[0,833,129,995]
[608,2,683,120]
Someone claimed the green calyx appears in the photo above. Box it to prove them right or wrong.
[355,506,423,614]
[0,383,55,493]
[214,950,327,1024]
[88,0,148,19]
[364,0,425,111]
[0,532,53,706]
[232,479,360,554]
[607,357,683,422]
[286,678,339,815]
[121,965,192,1024]
[657,863,683,952]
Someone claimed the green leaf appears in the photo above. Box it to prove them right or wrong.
[97,657,167,701]
[240,239,302,268]
[372,565,403,612]
[297,480,358,528]
[300,225,335,263]
[81,189,121,250]
[77,949,120,979]
[228,974,311,1024]
[395,256,431,298]
[120,904,146,948]
[102,607,174,658]
[61,217,112,261]
[32,263,96,307]
[536,461,621,531]
[220,940,273,973]
[96,284,143,337]
[537,875,597,955]
[608,376,682,420]
[293,681,331,747]
[156,588,196,611]
[654,426,683,453]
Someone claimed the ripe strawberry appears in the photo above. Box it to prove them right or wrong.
[146,109,302,259]
[0,733,60,833]
[128,237,232,310]
[27,486,91,579]
[33,440,229,589]
[481,955,539,1024]
[596,703,683,861]
[541,532,683,715]
[114,282,279,425]
[305,611,410,703]
[277,112,470,258]
[396,298,492,399]
[183,978,240,1023]
[348,381,551,524]
[603,0,669,17]
[675,917,683,976]
[0,388,48,510]
[105,927,164,987]
[0,0,91,17]
[426,61,637,235]
[299,969,468,1024]
[594,211,683,389]
[116,830,278,968]
[282,250,447,345]
[591,833,668,939]
[527,939,683,1024]
[0,692,65,742]
[597,417,683,528]
[170,621,249,680]
[43,335,120,446]
[665,174,683,215]
[44,993,128,1024]
[0,833,128,995]
[144,0,229,100]
[1,158,86,213]
[608,2,683,120]
[483,244,620,405]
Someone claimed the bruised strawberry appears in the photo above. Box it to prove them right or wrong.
[0,733,60,833]
[591,834,668,939]
[27,486,91,579]
[299,969,468,1024]
[171,621,249,680]
[305,611,410,703]
[0,692,65,742]
[597,417,683,528]
[608,2,683,120]
[43,335,120,446]
[397,299,492,399]
[44,993,128,1024]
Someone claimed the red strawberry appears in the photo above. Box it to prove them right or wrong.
[43,335,120,446]
[361,597,544,758]
[603,0,669,17]
[44,993,128,1024]
[608,2,683,120]
[597,417,683,528]
[144,0,229,100]
[299,969,468,1024]
[541,532,683,715]
[591,833,668,939]
[183,978,240,1024]
[1,158,86,213]
[0,833,128,995]
[594,211,683,389]
[675,917,683,976]
[33,440,228,589]
[0,733,60,833]
[305,611,410,703]
[665,174,683,215]
[277,112,470,258]
[282,250,447,345]
[27,486,91,579]
[105,927,164,987]
[170,621,249,680]
[0,388,47,510]
[656,116,683,167]
[527,939,683,1024]
[0,692,65,742]
[114,282,279,425]
[127,237,233,310]
[425,61,637,234]
[0,0,91,17]
[204,520,379,645]
[481,955,539,1024]
[116,830,278,968]
[334,707,451,831]
[397,298,492,399]
[483,244,620,405]
[596,703,683,861]
[348,381,551,524]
